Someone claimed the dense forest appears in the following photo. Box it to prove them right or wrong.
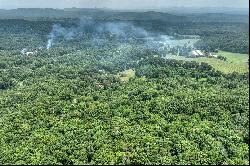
[0,9,249,165]
[0,18,248,54]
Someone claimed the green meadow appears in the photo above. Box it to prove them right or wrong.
[165,51,249,74]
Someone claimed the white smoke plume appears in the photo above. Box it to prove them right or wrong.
[46,18,153,49]
[47,38,53,49]
[47,24,76,49]
[21,48,27,54]
[45,18,194,51]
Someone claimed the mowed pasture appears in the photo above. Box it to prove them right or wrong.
[165,51,249,74]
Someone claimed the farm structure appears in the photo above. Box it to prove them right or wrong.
[189,50,205,57]
[189,50,218,58]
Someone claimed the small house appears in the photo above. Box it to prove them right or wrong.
[190,50,199,57]
[196,50,204,56]
[25,52,35,56]
[189,50,205,57]
[208,53,218,58]
[22,50,38,56]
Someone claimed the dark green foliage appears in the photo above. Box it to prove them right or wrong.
[0,47,249,165]
[194,31,249,54]
[0,13,249,165]
[217,55,227,61]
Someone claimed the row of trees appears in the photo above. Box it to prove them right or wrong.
[0,42,249,164]
[0,19,248,54]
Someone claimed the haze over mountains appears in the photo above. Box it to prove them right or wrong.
[0,8,248,23]
[0,0,249,9]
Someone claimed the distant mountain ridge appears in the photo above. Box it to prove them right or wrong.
[0,8,248,23]
[0,8,187,22]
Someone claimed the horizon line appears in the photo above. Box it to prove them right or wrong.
[0,6,249,10]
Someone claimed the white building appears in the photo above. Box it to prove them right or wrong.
[22,50,38,56]
[208,53,218,58]
[196,50,204,56]
[25,52,35,56]
[189,50,205,57]
[190,50,199,57]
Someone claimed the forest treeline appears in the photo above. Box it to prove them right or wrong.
[0,46,249,164]
[0,17,249,54]
[0,11,249,165]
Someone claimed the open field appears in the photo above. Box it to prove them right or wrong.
[117,69,136,82]
[165,51,249,73]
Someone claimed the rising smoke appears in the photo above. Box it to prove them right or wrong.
[21,48,27,54]
[46,18,154,49]
[46,18,196,53]
[47,24,76,49]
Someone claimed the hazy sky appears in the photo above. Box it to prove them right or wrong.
[0,0,249,9]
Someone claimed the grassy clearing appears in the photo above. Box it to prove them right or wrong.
[117,69,136,82]
[165,51,249,74]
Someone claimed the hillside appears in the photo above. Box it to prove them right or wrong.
[0,49,249,165]
[1,8,248,23]
[0,8,187,22]
[165,51,249,74]
[186,13,249,23]
[0,9,249,165]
